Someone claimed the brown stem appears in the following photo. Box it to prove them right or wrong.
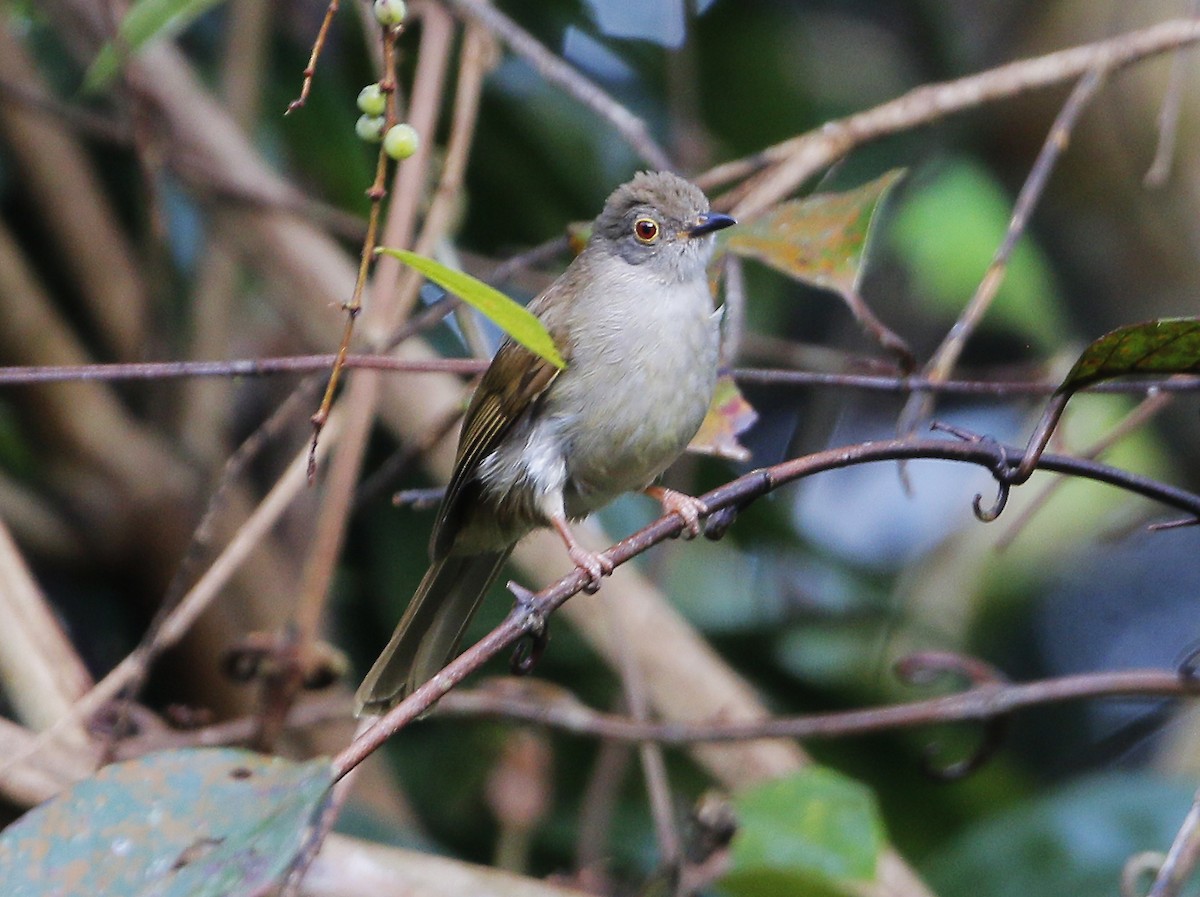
[286,0,341,114]
[897,66,1106,437]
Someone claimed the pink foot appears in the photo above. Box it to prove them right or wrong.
[553,514,613,592]
[646,486,709,539]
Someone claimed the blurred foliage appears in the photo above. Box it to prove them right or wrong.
[721,767,886,897]
[2,0,1199,895]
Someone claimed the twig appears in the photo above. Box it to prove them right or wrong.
[1144,788,1200,897]
[387,12,496,323]
[434,668,1195,745]
[897,66,1106,437]
[180,0,273,462]
[440,0,671,169]
[606,598,681,872]
[285,0,340,114]
[7,356,1200,397]
[703,18,1200,215]
[296,2,458,702]
[308,7,417,478]
[573,711,630,890]
[332,437,1200,778]
[1145,1,1200,187]
[0,355,484,384]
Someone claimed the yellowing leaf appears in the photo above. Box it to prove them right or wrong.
[722,169,904,295]
[687,375,758,462]
[379,248,566,369]
[722,171,911,365]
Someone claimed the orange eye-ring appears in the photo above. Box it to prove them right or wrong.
[633,217,659,243]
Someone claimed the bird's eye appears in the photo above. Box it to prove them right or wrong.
[633,217,660,243]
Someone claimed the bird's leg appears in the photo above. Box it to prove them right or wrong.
[550,513,612,592]
[644,485,708,539]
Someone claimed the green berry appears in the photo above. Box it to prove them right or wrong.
[373,0,406,26]
[383,123,420,160]
[355,114,386,143]
[357,83,387,116]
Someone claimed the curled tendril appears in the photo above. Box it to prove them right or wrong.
[972,479,1011,522]
[1121,851,1166,897]
[508,581,549,676]
[895,651,1011,780]
[918,716,1009,781]
[930,421,1016,522]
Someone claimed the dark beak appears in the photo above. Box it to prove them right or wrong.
[686,211,736,238]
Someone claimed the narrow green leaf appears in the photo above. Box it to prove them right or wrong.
[379,248,567,369]
[1059,317,1200,394]
[720,766,886,897]
[0,748,333,897]
[84,0,229,93]
[721,169,904,295]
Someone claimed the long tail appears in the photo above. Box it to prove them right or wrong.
[355,549,513,715]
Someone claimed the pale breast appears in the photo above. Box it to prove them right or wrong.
[553,281,721,516]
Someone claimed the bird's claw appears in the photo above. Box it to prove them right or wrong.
[655,488,708,539]
[569,546,612,593]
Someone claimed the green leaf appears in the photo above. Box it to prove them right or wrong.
[84,0,229,93]
[1059,317,1200,394]
[720,766,886,897]
[722,169,904,295]
[0,748,333,897]
[379,248,567,369]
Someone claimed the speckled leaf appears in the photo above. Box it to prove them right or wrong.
[1059,317,1200,393]
[379,248,567,369]
[0,748,333,897]
[720,766,885,897]
[687,375,758,462]
[721,170,904,295]
[84,0,229,92]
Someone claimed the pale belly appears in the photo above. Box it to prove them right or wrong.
[470,289,721,545]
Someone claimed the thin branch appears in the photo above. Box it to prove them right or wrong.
[1145,1,1200,187]
[702,18,1200,215]
[285,0,341,114]
[897,66,1106,437]
[434,668,1195,745]
[333,437,1200,778]
[606,599,681,871]
[440,0,672,169]
[4,356,1200,397]
[1146,788,1200,897]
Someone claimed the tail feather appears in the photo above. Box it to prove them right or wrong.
[355,549,512,715]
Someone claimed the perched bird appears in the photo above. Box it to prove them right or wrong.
[356,171,735,713]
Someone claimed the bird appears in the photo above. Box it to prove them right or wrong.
[356,170,735,714]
